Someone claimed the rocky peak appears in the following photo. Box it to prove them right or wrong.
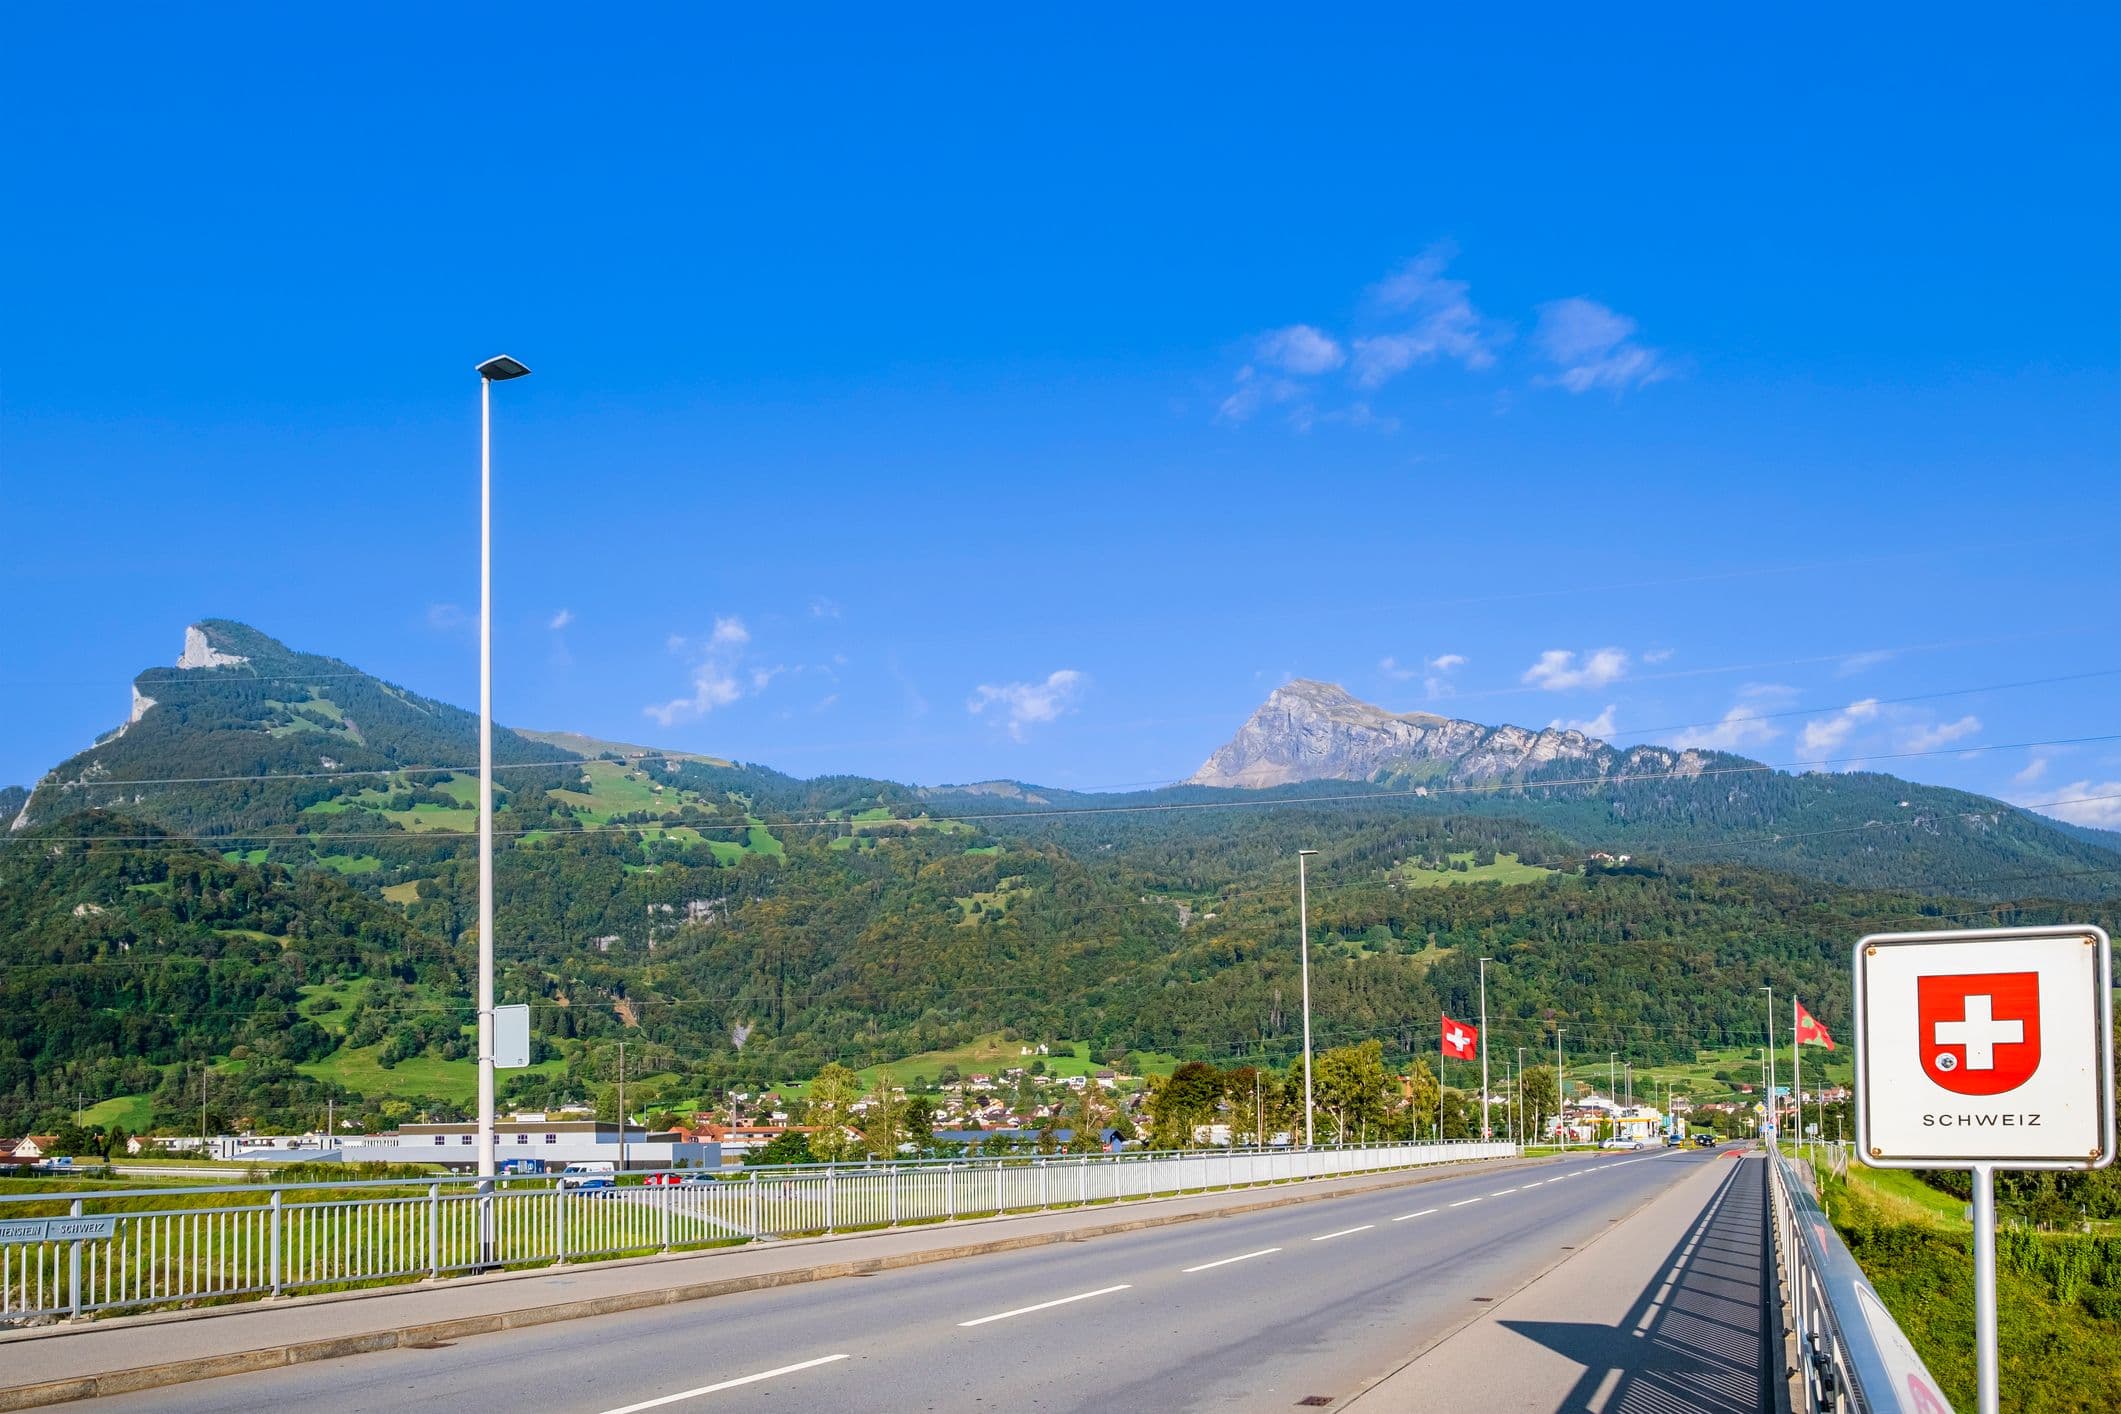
[1189,678,1708,790]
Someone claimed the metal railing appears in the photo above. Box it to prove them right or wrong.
[1766,1140,1952,1412]
[0,1138,1514,1324]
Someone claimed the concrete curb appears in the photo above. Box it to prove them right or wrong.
[0,1154,1559,1410]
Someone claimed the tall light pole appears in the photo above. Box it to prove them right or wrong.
[1516,1045,1525,1148]
[1477,957,1492,1141]
[1555,1026,1566,1150]
[1761,984,1777,1141]
[474,354,530,1185]
[1297,849,1318,1148]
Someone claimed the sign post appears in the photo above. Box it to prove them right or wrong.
[1854,924,2114,1414]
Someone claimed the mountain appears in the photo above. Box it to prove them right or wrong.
[1,621,2115,1141]
[14,620,580,836]
[1189,679,1707,790]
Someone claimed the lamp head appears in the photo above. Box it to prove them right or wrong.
[477,355,532,381]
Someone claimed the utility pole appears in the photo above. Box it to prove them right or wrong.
[1297,850,1318,1149]
[1556,1027,1566,1150]
[1516,1045,1526,1148]
[1761,985,1777,1141]
[617,1040,628,1173]
[199,1065,208,1148]
[1477,957,1492,1141]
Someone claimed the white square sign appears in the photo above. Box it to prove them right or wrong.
[1854,925,2113,1169]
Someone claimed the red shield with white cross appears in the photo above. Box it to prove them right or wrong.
[1917,971,2041,1096]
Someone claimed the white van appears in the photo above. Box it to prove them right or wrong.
[557,1161,616,1189]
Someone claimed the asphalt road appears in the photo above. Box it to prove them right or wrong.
[90,1147,1742,1413]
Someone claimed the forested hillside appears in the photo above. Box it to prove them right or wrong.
[2,621,2115,1139]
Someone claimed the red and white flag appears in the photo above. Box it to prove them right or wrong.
[1440,1014,1477,1060]
[1794,1001,1835,1051]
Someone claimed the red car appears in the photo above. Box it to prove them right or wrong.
[642,1171,683,1186]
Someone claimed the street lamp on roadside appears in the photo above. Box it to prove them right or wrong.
[1477,957,1492,1141]
[1297,849,1319,1148]
[474,354,530,1185]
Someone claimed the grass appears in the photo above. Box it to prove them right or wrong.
[1628,1043,1853,1108]
[1821,1160,2121,1410]
[550,761,694,824]
[318,853,383,875]
[380,881,422,905]
[845,1035,1181,1091]
[955,875,1032,924]
[1391,850,1560,890]
[222,848,270,865]
[294,1045,562,1105]
[78,1093,155,1131]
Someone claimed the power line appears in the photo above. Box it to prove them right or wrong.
[20,739,2121,845]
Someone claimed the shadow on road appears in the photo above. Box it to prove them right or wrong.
[1497,1157,1775,1413]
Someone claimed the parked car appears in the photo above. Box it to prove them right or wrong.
[642,1171,683,1186]
[557,1161,617,1189]
[679,1172,722,1186]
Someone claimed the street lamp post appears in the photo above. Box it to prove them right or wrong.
[1477,957,1492,1141]
[1516,1045,1525,1149]
[474,354,529,1187]
[1297,849,1319,1148]
[1556,1026,1566,1150]
[1761,985,1777,1141]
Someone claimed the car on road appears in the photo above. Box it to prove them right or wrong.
[642,1171,684,1186]
[1693,1135,1717,1148]
[1599,1137,1641,1150]
[557,1161,617,1190]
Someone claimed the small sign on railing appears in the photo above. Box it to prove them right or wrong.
[0,1216,117,1244]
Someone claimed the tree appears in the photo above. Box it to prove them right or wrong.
[1314,1041,1389,1144]
[1148,1061,1223,1148]
[805,1063,861,1162]
[1065,1084,1110,1154]
[858,1078,908,1159]
[1517,1064,1558,1144]
[746,1130,814,1166]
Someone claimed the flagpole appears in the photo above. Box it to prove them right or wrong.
[1793,996,1802,1154]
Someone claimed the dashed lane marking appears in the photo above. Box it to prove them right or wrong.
[1183,1247,1281,1273]
[598,1354,851,1413]
[959,1284,1133,1328]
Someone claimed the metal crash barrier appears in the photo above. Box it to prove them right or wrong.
[1767,1141,1952,1412]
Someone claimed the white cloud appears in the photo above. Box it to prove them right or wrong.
[967,669,1086,742]
[1351,247,1499,386]
[1798,699,1882,757]
[1903,715,1981,752]
[2013,754,2051,786]
[1254,324,1345,375]
[2031,782,2121,829]
[1836,649,1894,677]
[1216,364,1310,424]
[1667,684,1795,753]
[548,608,574,631]
[808,596,842,619]
[1522,648,1629,692]
[1379,656,1417,681]
[644,615,768,726]
[1550,705,1617,738]
[1532,297,1669,394]
[1418,653,1467,699]
[1642,648,1674,665]
[426,602,470,633]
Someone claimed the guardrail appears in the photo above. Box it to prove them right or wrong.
[1766,1140,1952,1412]
[0,1138,1514,1324]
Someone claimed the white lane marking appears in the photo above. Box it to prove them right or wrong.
[959,1284,1132,1327]
[1312,1224,1376,1242]
[1184,1247,1281,1273]
[1448,1197,1482,1208]
[1490,1187,1519,1196]
[1393,1208,1439,1222]
[598,1355,850,1413]
[1521,1180,1544,1187]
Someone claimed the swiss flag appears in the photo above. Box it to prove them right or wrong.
[1794,1001,1835,1051]
[1917,971,2041,1097]
[1441,1014,1477,1060]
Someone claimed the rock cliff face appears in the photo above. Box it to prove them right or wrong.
[1188,679,1708,790]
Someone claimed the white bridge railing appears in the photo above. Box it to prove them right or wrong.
[1,1139,1515,1323]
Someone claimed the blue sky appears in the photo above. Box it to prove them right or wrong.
[5,8,2117,822]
